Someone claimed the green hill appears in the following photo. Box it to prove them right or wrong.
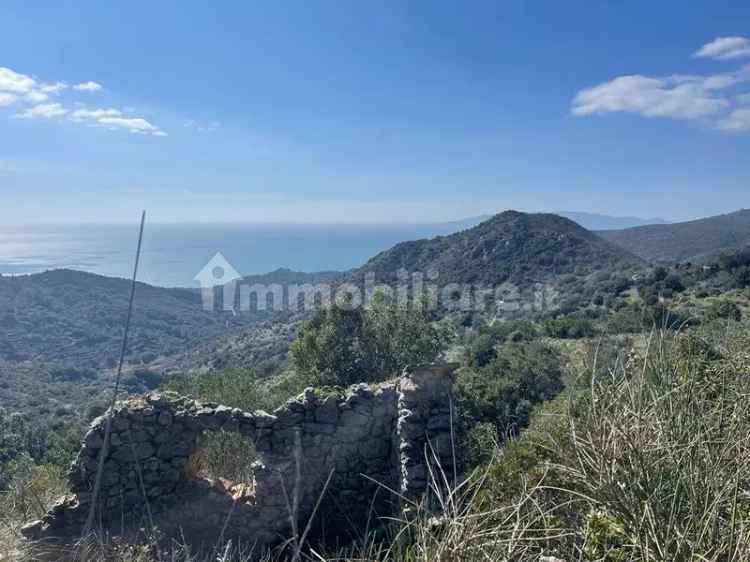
[0,269,261,368]
[599,209,750,263]
[349,210,642,287]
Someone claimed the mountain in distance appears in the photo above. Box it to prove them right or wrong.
[445,211,668,232]
[350,210,643,287]
[0,211,645,414]
[598,209,750,263]
[0,211,643,370]
[556,211,668,230]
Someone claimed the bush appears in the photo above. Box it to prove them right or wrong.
[463,320,539,369]
[708,300,743,322]
[165,368,286,413]
[464,333,497,369]
[291,297,447,387]
[467,327,750,562]
[457,341,565,437]
[542,316,596,339]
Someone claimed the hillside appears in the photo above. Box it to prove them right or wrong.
[0,269,262,368]
[599,209,750,263]
[557,211,668,230]
[446,211,667,232]
[349,211,643,287]
[242,267,340,286]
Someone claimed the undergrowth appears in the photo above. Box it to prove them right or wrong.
[5,323,750,561]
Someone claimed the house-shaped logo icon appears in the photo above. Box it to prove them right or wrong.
[194,252,242,311]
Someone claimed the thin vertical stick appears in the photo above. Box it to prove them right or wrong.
[82,211,146,539]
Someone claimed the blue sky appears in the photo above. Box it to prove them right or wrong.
[1,0,749,224]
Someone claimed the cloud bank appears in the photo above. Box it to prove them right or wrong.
[0,66,166,136]
[572,37,750,132]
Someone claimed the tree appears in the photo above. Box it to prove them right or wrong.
[290,306,371,387]
[456,341,564,436]
[465,333,497,369]
[364,295,446,377]
[290,296,446,387]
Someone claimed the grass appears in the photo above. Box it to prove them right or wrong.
[5,323,750,561]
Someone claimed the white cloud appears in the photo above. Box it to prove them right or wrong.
[40,82,68,94]
[68,107,122,122]
[67,106,166,136]
[717,108,750,131]
[0,92,17,106]
[67,107,165,135]
[0,68,64,104]
[25,90,49,103]
[572,42,750,133]
[97,116,166,136]
[73,81,103,92]
[694,37,750,60]
[571,74,731,119]
[0,66,165,136]
[0,67,36,94]
[15,103,68,119]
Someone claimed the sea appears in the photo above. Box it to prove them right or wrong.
[0,222,463,288]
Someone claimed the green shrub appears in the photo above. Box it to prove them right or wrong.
[457,341,565,437]
[542,316,596,339]
[165,368,288,413]
[708,300,742,322]
[464,333,497,369]
[290,296,447,387]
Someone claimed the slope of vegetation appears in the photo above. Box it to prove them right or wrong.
[600,208,750,263]
[0,269,261,368]
[350,210,643,287]
[6,317,750,562]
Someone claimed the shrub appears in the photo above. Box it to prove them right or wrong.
[165,368,285,413]
[457,341,565,437]
[555,330,750,560]
[291,297,446,387]
[542,316,596,339]
[464,333,497,369]
[708,300,742,322]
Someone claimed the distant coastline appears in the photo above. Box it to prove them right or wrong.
[0,213,669,288]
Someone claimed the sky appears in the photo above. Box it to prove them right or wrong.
[1,0,749,224]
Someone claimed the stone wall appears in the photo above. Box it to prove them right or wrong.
[22,364,460,552]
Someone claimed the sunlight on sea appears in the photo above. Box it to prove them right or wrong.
[0,223,457,287]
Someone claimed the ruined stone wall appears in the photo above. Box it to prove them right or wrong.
[23,365,459,552]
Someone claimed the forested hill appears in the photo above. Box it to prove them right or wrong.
[0,213,642,372]
[348,210,643,286]
[599,209,750,263]
[0,269,259,367]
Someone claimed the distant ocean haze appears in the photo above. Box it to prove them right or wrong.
[0,222,461,287]
[0,212,669,287]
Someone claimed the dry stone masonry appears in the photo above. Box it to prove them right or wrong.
[22,364,460,552]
